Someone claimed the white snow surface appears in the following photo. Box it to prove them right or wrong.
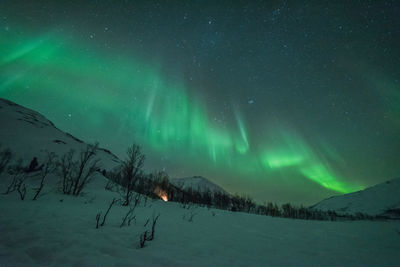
[311,177,400,217]
[170,176,229,195]
[1,174,400,266]
[0,98,120,170]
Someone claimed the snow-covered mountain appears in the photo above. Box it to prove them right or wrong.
[311,177,400,218]
[170,176,229,195]
[0,98,120,170]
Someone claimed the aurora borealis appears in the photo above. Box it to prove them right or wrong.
[1,1,399,204]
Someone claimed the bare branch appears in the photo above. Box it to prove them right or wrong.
[100,198,119,227]
[121,144,145,206]
[33,151,57,200]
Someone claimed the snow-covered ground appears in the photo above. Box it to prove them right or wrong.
[0,174,400,266]
[312,177,400,217]
[1,97,400,266]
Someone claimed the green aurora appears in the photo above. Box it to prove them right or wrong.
[0,28,362,195]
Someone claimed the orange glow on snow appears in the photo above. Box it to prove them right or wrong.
[154,186,168,202]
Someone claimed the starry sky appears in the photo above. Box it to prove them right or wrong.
[1,0,399,205]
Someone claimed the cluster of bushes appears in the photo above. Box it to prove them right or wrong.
[105,164,377,221]
[0,142,101,200]
[1,143,378,222]
[1,143,162,248]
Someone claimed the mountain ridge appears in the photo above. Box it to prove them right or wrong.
[311,177,400,218]
[0,98,120,170]
[169,175,229,195]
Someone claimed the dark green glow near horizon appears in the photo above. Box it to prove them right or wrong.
[0,29,363,194]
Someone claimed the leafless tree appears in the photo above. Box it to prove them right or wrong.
[32,152,57,200]
[121,144,145,206]
[59,149,74,194]
[73,143,101,195]
[58,143,101,196]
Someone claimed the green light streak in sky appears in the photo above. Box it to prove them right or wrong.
[234,111,250,154]
[259,128,361,193]
[266,155,304,169]
[0,30,249,165]
[0,29,362,194]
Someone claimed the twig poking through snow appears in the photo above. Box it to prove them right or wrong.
[138,213,160,248]
[101,198,119,227]
[96,212,101,229]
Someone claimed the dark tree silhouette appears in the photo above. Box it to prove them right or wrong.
[32,152,57,200]
[121,144,145,206]
[58,143,101,196]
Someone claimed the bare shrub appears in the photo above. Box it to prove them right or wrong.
[32,152,57,200]
[139,230,148,248]
[148,213,160,241]
[59,149,75,194]
[101,198,119,227]
[58,143,101,196]
[120,194,141,227]
[95,198,120,229]
[121,144,145,206]
[138,213,160,248]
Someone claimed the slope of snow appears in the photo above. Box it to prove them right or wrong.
[1,98,399,266]
[311,178,400,217]
[170,176,229,195]
[0,98,120,170]
[0,173,399,266]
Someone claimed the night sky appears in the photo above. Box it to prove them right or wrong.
[1,1,399,205]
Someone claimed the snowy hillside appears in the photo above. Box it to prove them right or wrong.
[311,178,400,217]
[0,98,120,170]
[170,176,229,195]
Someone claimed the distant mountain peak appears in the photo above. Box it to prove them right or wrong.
[169,176,229,195]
